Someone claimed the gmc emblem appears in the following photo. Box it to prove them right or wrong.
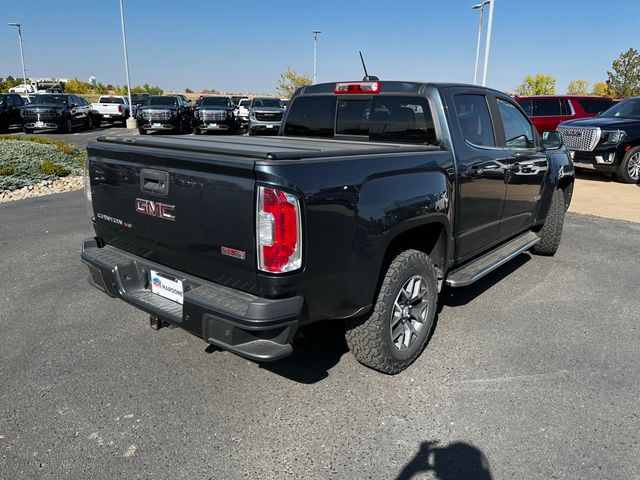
[135,198,175,221]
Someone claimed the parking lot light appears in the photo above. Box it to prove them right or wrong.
[118,0,136,129]
[481,0,495,86]
[312,30,321,84]
[471,1,490,84]
[8,22,29,101]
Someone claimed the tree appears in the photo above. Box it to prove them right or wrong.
[567,80,590,95]
[201,88,219,94]
[184,88,193,94]
[591,81,612,97]
[515,74,556,96]
[0,75,22,91]
[276,67,312,98]
[607,48,640,98]
[64,78,93,94]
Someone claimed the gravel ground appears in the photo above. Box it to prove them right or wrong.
[0,190,638,480]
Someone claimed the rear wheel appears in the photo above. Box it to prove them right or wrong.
[616,147,640,183]
[531,188,566,256]
[64,118,74,133]
[345,249,437,374]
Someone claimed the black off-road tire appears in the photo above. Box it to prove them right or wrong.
[531,188,566,256]
[616,146,640,184]
[345,249,438,375]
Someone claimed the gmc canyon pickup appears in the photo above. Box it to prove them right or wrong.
[81,81,574,374]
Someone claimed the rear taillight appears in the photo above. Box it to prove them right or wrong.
[84,157,93,219]
[334,81,381,94]
[118,105,123,113]
[256,186,302,273]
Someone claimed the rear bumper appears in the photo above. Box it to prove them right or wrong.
[80,238,301,361]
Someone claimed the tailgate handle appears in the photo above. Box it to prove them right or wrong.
[140,169,169,196]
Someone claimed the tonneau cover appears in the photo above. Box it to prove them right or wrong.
[96,135,437,161]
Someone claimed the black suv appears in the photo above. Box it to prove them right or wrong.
[0,93,25,132]
[558,96,640,183]
[136,95,193,134]
[21,94,94,133]
[193,96,237,134]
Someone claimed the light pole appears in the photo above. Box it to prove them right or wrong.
[7,23,29,100]
[481,0,495,86]
[471,1,490,85]
[119,0,136,128]
[312,30,321,84]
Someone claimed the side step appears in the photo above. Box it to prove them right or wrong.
[446,231,540,287]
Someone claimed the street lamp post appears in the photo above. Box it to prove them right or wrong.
[7,23,29,100]
[481,0,495,86]
[471,1,490,85]
[312,30,321,84]
[118,0,136,129]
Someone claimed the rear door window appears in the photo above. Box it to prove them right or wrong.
[452,94,496,147]
[532,98,562,116]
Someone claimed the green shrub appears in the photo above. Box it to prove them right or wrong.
[0,135,78,155]
[0,140,84,191]
[39,159,70,177]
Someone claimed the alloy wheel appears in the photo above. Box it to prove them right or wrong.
[628,152,640,180]
[390,275,430,351]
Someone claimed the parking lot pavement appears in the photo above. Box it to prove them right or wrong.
[571,170,640,223]
[0,191,638,480]
[4,125,135,150]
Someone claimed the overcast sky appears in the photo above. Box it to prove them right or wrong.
[1,0,638,94]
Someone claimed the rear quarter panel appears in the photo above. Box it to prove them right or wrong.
[255,151,454,323]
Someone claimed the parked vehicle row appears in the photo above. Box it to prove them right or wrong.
[21,93,99,133]
[136,95,286,135]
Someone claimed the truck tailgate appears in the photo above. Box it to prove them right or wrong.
[87,136,259,294]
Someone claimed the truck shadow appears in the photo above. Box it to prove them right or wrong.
[258,321,349,383]
[575,169,616,183]
[396,440,493,480]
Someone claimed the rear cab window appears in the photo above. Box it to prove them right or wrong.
[284,94,438,144]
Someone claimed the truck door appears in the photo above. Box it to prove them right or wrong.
[494,97,548,238]
[448,91,509,261]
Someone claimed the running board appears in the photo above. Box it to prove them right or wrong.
[446,231,540,287]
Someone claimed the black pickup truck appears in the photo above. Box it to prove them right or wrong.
[81,80,574,374]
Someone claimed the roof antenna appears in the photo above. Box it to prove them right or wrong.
[359,51,379,81]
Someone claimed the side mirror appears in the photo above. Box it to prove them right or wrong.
[542,131,563,150]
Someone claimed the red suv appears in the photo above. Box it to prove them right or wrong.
[515,95,616,134]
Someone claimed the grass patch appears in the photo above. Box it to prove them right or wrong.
[0,139,85,191]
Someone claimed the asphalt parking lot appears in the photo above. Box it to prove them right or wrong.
[4,125,131,149]
[0,190,638,479]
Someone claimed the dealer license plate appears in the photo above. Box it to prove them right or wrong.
[150,270,184,304]
[35,121,45,128]
[266,124,274,128]
[152,122,162,128]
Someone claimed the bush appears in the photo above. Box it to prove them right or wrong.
[0,140,84,191]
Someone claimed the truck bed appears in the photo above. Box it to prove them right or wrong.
[95,135,439,161]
